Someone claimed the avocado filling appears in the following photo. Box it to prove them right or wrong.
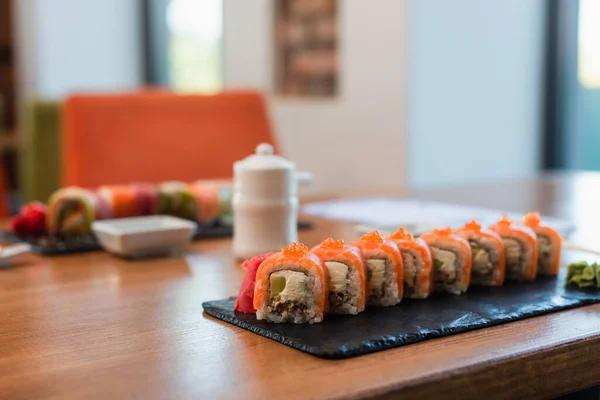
[503,238,522,277]
[538,235,552,272]
[324,261,350,308]
[268,271,310,316]
[432,247,457,284]
[366,259,386,298]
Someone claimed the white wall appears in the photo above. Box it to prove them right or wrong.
[407,0,546,188]
[224,0,407,194]
[13,0,142,100]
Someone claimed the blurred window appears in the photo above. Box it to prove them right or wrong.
[166,0,223,93]
[145,0,223,93]
[578,0,600,88]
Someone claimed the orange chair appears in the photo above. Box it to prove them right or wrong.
[62,90,277,188]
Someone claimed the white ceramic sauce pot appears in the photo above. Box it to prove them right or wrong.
[232,143,311,259]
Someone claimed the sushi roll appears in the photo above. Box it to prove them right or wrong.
[387,227,434,299]
[352,230,403,306]
[254,243,329,324]
[97,185,142,219]
[129,183,159,216]
[420,227,472,295]
[311,238,367,314]
[47,187,100,234]
[187,181,220,225]
[489,216,538,281]
[522,212,562,276]
[190,179,233,224]
[157,181,197,221]
[455,220,506,286]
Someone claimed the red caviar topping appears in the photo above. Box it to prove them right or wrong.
[389,227,413,240]
[497,215,512,226]
[321,237,345,248]
[432,227,453,236]
[522,212,541,229]
[360,230,385,243]
[282,242,308,257]
[463,220,482,232]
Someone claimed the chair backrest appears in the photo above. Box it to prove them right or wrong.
[63,90,277,188]
[19,99,62,203]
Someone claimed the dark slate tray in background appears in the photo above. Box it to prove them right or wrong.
[202,271,600,359]
[0,221,314,255]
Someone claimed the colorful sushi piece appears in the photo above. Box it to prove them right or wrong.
[522,212,562,276]
[47,187,101,234]
[189,179,233,223]
[489,216,538,281]
[188,181,221,225]
[157,181,197,221]
[311,238,367,314]
[352,231,403,306]
[420,227,472,295]
[455,220,506,286]
[387,227,434,299]
[97,185,142,219]
[129,183,159,216]
[254,243,329,324]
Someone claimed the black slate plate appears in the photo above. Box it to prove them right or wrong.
[0,221,314,255]
[202,271,600,359]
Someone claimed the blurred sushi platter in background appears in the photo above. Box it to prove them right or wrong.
[4,180,236,254]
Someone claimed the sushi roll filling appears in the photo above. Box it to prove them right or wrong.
[366,259,388,299]
[324,261,351,310]
[401,251,418,293]
[432,247,457,284]
[469,240,497,279]
[503,238,524,277]
[267,270,313,322]
[538,234,552,273]
[56,202,88,233]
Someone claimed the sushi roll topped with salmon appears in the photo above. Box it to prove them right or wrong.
[312,238,367,314]
[254,243,329,324]
[522,212,562,276]
[387,228,434,299]
[455,220,506,287]
[489,216,538,281]
[420,227,472,295]
[352,231,403,306]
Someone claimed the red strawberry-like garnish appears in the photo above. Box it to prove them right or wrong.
[234,253,273,314]
[10,202,48,237]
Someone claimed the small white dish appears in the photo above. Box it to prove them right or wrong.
[92,216,196,258]
[0,243,32,266]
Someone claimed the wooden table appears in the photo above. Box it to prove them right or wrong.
[2,172,600,399]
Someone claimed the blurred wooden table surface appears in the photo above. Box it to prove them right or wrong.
[2,172,600,399]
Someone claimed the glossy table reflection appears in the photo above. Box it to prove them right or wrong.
[2,172,600,399]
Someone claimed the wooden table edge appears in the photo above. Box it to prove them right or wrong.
[350,311,600,399]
